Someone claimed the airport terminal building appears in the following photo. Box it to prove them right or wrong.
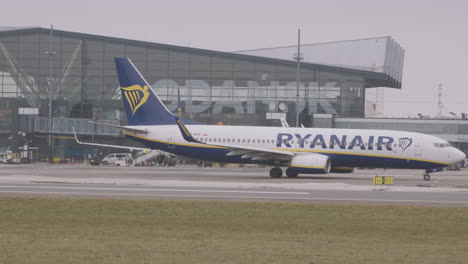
[3,26,466,159]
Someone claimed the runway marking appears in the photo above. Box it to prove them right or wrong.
[0,185,308,195]
[1,190,468,205]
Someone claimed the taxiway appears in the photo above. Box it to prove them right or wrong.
[0,164,467,206]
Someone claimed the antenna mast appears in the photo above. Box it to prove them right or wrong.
[437,83,443,118]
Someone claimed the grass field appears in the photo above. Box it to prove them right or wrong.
[1,197,468,264]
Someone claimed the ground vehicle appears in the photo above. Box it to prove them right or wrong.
[101,153,132,165]
[465,159,468,168]
[2,150,21,164]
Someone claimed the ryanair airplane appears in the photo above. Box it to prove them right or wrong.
[81,57,466,180]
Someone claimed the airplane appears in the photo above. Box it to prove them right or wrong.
[84,57,466,180]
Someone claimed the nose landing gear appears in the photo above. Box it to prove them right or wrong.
[423,168,443,181]
[423,173,431,181]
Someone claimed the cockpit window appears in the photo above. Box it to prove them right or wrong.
[434,143,451,148]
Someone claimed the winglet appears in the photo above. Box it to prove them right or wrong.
[175,116,201,143]
[72,127,81,143]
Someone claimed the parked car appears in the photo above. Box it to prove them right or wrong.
[101,153,133,165]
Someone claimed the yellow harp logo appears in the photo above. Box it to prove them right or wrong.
[121,85,150,116]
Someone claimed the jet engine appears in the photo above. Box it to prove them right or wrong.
[330,167,355,173]
[290,154,331,174]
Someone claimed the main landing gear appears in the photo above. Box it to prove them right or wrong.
[269,167,282,178]
[269,167,299,178]
[285,167,298,178]
[423,173,431,181]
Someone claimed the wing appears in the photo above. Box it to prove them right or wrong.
[73,128,148,151]
[218,142,293,161]
[174,116,293,162]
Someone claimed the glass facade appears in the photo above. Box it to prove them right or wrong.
[235,36,405,89]
[0,28,396,128]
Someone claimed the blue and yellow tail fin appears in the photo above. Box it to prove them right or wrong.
[114,57,176,126]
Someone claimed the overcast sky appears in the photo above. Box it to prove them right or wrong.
[2,0,467,118]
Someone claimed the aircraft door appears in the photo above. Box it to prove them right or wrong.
[414,138,423,156]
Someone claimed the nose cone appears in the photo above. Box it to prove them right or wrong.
[451,149,466,164]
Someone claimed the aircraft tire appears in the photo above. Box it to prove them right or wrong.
[424,174,430,181]
[269,167,283,178]
[286,167,299,178]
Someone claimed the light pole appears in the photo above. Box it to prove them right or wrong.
[43,25,56,163]
[294,29,303,127]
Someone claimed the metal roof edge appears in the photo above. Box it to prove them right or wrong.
[0,27,396,87]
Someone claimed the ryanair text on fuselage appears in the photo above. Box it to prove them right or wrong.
[276,133,413,151]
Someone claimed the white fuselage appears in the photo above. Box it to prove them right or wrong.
[125,125,465,169]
